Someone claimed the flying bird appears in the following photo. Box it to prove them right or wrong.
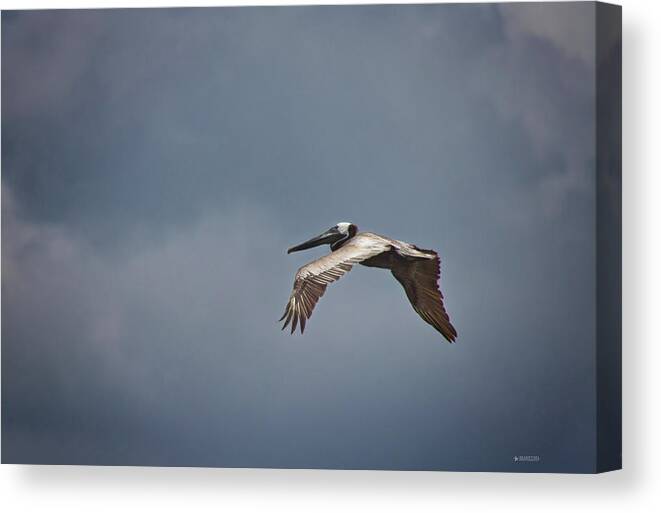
[280,222,457,342]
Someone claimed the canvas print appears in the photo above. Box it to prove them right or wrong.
[1,2,621,473]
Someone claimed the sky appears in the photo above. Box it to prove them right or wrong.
[2,3,604,472]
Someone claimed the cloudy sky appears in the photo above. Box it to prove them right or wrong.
[3,3,601,472]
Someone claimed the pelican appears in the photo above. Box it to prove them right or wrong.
[280,222,457,342]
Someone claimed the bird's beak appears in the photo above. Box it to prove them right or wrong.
[287,229,338,254]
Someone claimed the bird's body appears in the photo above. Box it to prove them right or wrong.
[281,223,457,342]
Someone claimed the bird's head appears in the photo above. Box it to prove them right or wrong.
[287,222,358,254]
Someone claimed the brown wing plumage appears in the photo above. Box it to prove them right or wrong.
[391,252,457,343]
[280,235,389,334]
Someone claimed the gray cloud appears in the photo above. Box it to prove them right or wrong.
[500,2,595,65]
[3,4,597,471]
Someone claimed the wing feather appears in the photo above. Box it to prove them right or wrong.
[391,252,457,343]
[280,235,389,334]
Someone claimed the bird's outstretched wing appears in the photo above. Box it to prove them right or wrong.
[391,251,457,343]
[280,235,389,334]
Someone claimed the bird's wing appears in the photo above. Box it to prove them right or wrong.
[280,235,389,334]
[391,251,457,342]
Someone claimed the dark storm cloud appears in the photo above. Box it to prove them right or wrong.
[3,4,597,471]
